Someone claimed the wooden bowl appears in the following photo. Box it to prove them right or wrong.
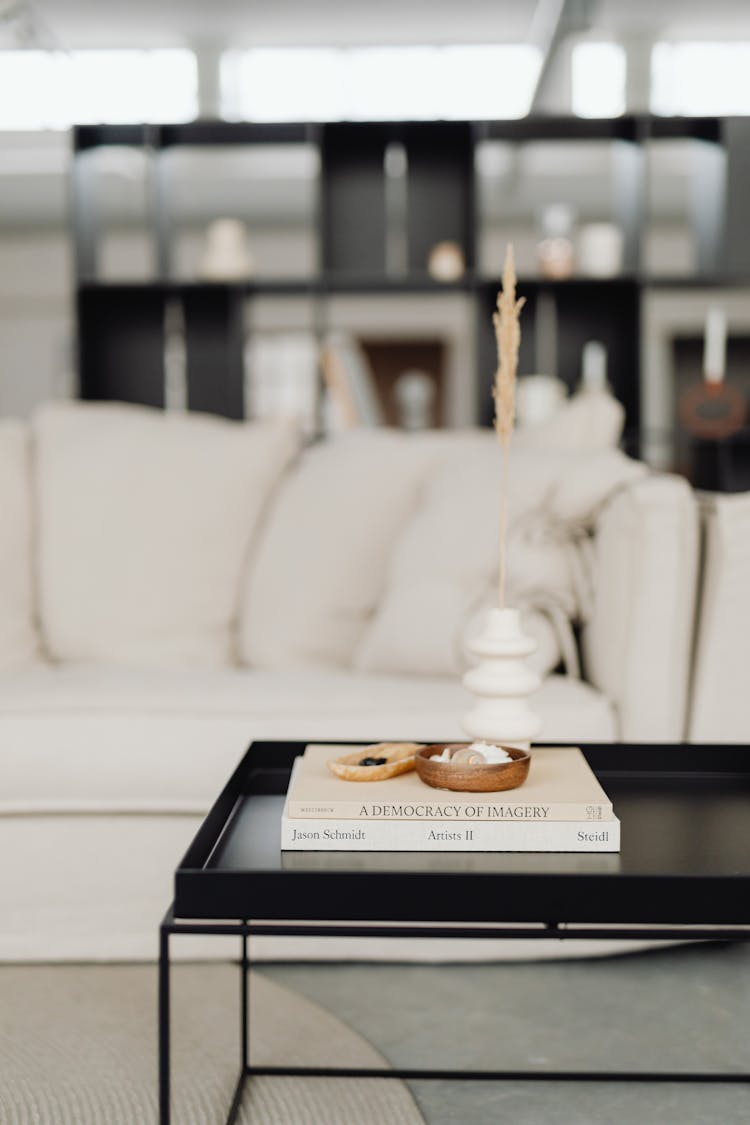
[415,744,531,793]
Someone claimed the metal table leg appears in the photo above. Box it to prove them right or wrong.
[224,927,250,1125]
[158,919,171,1125]
[158,908,249,1125]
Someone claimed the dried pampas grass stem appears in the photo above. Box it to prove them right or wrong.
[493,244,525,609]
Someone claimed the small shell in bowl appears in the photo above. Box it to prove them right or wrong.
[415,743,530,792]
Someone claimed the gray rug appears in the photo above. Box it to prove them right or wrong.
[264,943,750,1125]
[0,963,425,1124]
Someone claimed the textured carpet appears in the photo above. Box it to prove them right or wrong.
[0,963,425,1124]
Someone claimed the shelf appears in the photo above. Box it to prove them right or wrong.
[643,276,750,289]
[77,276,476,296]
[483,276,641,289]
[71,114,750,448]
[77,278,321,295]
[78,274,647,294]
[646,117,722,142]
[481,116,641,142]
[77,284,245,420]
[73,122,314,151]
[73,115,727,151]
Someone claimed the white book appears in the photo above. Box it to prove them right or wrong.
[281,761,620,853]
[280,813,620,852]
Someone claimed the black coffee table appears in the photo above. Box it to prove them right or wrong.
[158,740,750,1124]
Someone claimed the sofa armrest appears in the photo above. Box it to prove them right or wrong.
[581,474,699,741]
[688,491,750,742]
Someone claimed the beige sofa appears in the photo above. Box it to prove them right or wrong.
[0,400,704,960]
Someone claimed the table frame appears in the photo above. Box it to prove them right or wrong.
[158,910,750,1125]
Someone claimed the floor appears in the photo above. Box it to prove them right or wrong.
[1,942,748,1123]
[260,940,750,1124]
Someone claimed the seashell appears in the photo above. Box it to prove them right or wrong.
[451,747,487,764]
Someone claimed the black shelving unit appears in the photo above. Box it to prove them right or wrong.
[71,115,750,439]
[77,283,166,409]
[475,277,641,431]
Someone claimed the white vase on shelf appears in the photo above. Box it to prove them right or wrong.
[462,607,543,749]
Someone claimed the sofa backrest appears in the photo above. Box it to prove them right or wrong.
[581,474,699,741]
[33,401,300,666]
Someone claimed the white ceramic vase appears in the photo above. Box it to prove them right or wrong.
[462,607,543,749]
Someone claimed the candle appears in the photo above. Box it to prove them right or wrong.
[703,306,727,384]
[581,340,607,392]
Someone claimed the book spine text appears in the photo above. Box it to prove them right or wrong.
[287,800,613,822]
[281,817,620,852]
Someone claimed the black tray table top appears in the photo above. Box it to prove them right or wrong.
[174,741,750,931]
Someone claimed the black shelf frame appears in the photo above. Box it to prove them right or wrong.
[71,115,750,428]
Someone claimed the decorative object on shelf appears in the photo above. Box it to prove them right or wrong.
[580,340,609,393]
[198,217,253,280]
[327,742,421,782]
[244,332,319,433]
[462,246,543,749]
[537,203,575,279]
[427,240,466,282]
[679,382,746,441]
[163,298,187,412]
[577,222,624,278]
[319,334,384,431]
[516,374,567,427]
[679,308,745,441]
[415,743,531,793]
[393,370,436,430]
[704,305,727,384]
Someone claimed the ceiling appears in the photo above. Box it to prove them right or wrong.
[16,0,750,49]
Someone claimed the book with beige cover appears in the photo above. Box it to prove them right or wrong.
[286,745,614,822]
[280,746,620,852]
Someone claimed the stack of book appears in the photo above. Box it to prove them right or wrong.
[281,745,620,853]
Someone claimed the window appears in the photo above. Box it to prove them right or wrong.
[571,42,626,118]
[0,49,197,130]
[652,42,750,116]
[0,51,67,129]
[221,45,542,122]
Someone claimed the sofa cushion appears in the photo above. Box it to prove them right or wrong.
[0,665,615,811]
[34,402,299,666]
[239,429,452,669]
[0,419,39,669]
[354,436,646,679]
